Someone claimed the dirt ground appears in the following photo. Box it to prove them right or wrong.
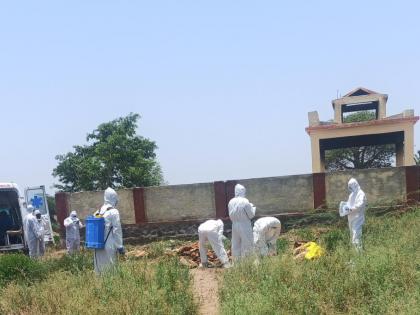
[191,268,222,315]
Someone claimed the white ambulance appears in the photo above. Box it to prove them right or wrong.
[0,183,54,252]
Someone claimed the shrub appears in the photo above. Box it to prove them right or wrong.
[0,250,93,289]
[0,254,47,287]
[295,227,315,241]
[321,229,347,251]
[47,251,93,274]
[146,241,166,258]
[276,238,288,253]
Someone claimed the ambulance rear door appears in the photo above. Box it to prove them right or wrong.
[25,186,54,243]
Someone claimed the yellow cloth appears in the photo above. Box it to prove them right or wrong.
[303,242,325,260]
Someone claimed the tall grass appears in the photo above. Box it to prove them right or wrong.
[0,251,92,289]
[46,251,93,274]
[0,257,196,315]
[220,208,420,315]
[1,208,417,314]
[0,254,48,287]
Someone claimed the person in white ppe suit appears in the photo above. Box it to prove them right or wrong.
[23,205,39,256]
[253,217,281,256]
[228,184,256,259]
[23,205,35,239]
[93,187,124,274]
[198,219,231,268]
[346,178,367,251]
[64,211,83,254]
[26,209,45,258]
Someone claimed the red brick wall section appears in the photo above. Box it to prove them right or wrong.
[133,187,147,224]
[225,180,238,211]
[405,166,420,204]
[55,192,69,230]
[313,173,326,209]
[55,192,69,247]
[214,181,228,219]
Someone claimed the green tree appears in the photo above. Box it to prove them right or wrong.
[415,150,420,165]
[53,113,163,192]
[342,110,376,123]
[325,111,395,171]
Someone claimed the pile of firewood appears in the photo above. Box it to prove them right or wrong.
[175,242,231,268]
[127,249,148,258]
[126,241,233,268]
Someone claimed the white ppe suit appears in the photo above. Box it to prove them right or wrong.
[198,219,229,266]
[347,178,367,251]
[228,184,256,259]
[93,188,124,274]
[64,211,83,254]
[26,210,45,258]
[23,205,34,245]
[253,217,281,256]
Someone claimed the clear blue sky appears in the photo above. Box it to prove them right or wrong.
[1,1,419,194]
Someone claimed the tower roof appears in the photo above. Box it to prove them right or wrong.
[332,87,388,109]
[343,87,380,97]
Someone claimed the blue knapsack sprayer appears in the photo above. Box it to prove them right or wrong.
[85,206,116,249]
[85,215,106,249]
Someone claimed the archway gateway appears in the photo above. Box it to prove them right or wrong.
[306,88,418,172]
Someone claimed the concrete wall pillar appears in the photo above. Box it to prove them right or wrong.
[225,180,238,210]
[404,126,415,166]
[133,188,147,224]
[225,180,238,202]
[214,181,228,219]
[378,96,387,119]
[313,173,326,209]
[396,142,404,167]
[334,105,342,123]
[55,192,69,229]
[310,136,324,173]
[320,148,326,172]
[405,166,420,203]
[55,192,69,248]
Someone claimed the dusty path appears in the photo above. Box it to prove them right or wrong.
[191,269,222,315]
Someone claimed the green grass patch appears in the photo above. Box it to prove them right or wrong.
[320,228,348,251]
[46,251,93,274]
[221,208,420,314]
[0,254,48,287]
[276,238,289,253]
[0,257,196,315]
[0,250,94,289]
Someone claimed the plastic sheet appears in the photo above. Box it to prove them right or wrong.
[339,201,350,217]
